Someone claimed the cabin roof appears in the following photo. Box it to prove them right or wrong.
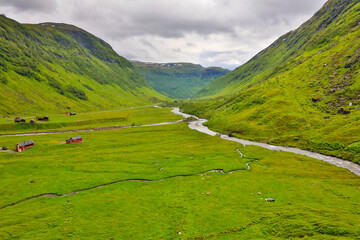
[18,140,34,147]
[68,136,82,141]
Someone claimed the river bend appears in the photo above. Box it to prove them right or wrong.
[171,108,360,177]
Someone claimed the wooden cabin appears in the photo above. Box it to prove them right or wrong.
[37,116,49,121]
[66,136,82,144]
[14,117,25,123]
[16,140,34,152]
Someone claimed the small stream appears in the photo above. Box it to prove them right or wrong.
[172,108,360,177]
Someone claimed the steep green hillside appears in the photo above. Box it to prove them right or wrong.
[196,0,359,98]
[132,61,230,99]
[0,15,165,115]
[182,0,360,163]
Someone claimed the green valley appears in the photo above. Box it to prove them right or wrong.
[0,0,360,239]
[132,61,230,99]
[0,106,359,239]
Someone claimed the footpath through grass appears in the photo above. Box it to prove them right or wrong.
[0,109,359,239]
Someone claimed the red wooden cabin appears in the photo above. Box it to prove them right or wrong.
[16,140,35,152]
[66,136,82,144]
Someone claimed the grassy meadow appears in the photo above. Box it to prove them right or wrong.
[0,106,182,134]
[0,107,359,239]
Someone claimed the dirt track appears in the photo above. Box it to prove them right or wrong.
[0,119,184,137]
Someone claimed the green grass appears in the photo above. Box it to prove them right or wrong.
[0,115,359,239]
[0,106,181,134]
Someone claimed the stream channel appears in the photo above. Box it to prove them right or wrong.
[172,108,360,177]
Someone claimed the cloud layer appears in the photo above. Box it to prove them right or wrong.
[0,0,327,69]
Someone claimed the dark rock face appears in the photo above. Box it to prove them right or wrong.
[338,108,350,114]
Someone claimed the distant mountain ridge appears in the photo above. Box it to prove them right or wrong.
[132,61,230,99]
[0,15,165,115]
[182,0,360,164]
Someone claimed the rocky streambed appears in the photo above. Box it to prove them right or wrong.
[172,108,360,177]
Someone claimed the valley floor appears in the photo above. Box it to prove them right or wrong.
[0,107,359,239]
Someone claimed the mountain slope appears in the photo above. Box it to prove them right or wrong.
[182,0,360,163]
[132,61,230,99]
[195,0,359,98]
[0,15,165,115]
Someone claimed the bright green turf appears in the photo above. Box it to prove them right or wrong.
[0,106,182,134]
[0,119,359,239]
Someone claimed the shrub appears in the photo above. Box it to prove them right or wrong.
[345,142,360,153]
[33,73,45,82]
[14,67,34,77]
[0,59,7,71]
[82,84,93,91]
[0,75,8,84]
[66,85,88,100]
[47,76,64,95]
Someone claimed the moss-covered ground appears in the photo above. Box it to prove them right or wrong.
[0,107,359,239]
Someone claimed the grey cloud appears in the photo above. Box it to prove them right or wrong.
[0,0,57,12]
[68,0,326,42]
[0,0,327,69]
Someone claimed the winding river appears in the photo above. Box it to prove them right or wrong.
[1,106,359,177]
[172,107,360,177]
[1,106,359,209]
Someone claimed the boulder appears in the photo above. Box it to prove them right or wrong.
[312,97,321,102]
[338,108,350,115]
[265,198,275,202]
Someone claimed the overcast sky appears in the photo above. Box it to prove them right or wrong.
[0,0,327,70]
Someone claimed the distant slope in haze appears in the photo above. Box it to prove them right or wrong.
[0,16,166,115]
[182,0,360,164]
[132,61,230,99]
